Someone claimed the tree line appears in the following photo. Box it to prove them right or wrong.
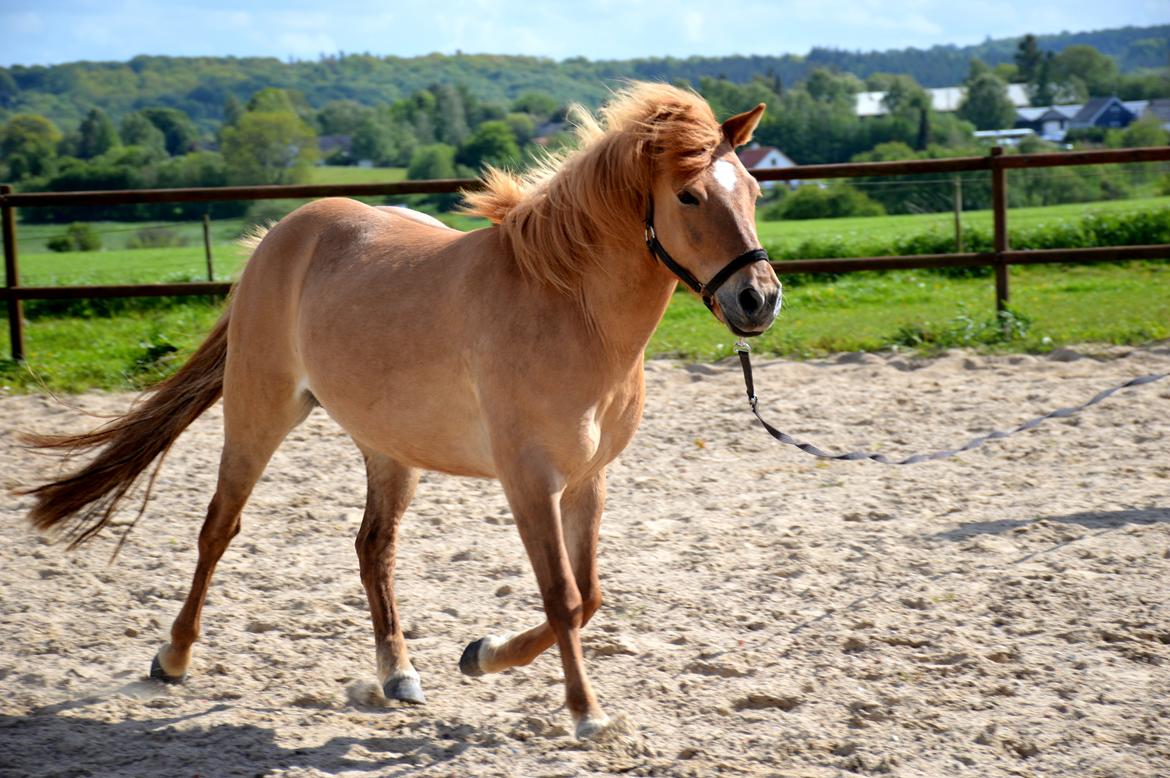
[0,23,1164,131]
[1,37,1166,224]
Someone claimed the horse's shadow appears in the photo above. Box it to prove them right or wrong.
[930,507,1170,542]
[0,690,491,777]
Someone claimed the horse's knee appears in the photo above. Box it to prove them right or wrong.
[581,589,603,625]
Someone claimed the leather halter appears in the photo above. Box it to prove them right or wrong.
[644,197,770,312]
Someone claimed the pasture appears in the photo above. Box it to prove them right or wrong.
[3,345,1168,775]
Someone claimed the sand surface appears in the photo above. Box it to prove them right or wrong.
[2,344,1169,777]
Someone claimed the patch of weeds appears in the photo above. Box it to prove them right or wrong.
[892,304,1032,352]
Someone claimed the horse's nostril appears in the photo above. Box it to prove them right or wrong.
[738,287,764,315]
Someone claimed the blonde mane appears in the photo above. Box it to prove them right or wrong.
[461,82,723,294]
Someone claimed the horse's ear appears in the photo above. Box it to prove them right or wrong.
[721,103,766,148]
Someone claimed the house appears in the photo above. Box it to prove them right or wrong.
[1015,105,1081,142]
[973,128,1036,146]
[1142,99,1170,131]
[318,133,353,159]
[855,84,1030,118]
[737,144,797,189]
[1069,96,1138,131]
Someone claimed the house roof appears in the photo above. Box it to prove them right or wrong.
[1145,98,1170,122]
[1123,100,1150,116]
[737,146,795,168]
[1072,96,1132,124]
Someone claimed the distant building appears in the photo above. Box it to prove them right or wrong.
[318,133,353,158]
[1069,96,1138,131]
[1015,105,1081,141]
[855,84,1030,118]
[973,128,1036,146]
[737,144,797,189]
[1142,99,1170,131]
[1014,96,1144,142]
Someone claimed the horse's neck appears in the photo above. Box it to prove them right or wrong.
[578,245,677,368]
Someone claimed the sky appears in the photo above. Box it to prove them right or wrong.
[1,0,1166,68]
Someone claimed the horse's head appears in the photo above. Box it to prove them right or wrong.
[646,103,781,338]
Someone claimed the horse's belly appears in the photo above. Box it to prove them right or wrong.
[307,369,496,478]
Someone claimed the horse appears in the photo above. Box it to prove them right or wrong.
[19,82,782,739]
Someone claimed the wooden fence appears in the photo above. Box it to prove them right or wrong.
[2,145,1169,361]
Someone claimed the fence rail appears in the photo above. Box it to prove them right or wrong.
[3,144,1169,361]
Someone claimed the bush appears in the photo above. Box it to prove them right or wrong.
[45,222,101,252]
[127,227,188,249]
[770,183,886,220]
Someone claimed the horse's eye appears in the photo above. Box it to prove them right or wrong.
[676,190,700,206]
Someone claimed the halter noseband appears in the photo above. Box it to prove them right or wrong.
[644,197,771,312]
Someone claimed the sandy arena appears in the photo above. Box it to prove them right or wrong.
[2,344,1169,777]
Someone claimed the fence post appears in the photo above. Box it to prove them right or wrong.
[952,175,963,253]
[990,146,1009,315]
[202,212,215,281]
[1,184,24,362]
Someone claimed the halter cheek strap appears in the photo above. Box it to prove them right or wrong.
[644,198,770,312]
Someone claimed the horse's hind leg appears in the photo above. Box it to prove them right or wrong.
[354,452,423,703]
[151,385,312,683]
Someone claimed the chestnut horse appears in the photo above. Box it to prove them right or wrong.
[21,83,781,739]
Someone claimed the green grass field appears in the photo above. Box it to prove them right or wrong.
[305,166,407,185]
[756,195,1170,252]
[2,195,1168,392]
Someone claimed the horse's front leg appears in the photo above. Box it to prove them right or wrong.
[462,459,608,738]
[356,453,424,703]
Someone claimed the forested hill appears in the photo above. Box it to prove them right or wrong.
[2,23,1166,129]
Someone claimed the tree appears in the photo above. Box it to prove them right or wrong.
[433,84,470,147]
[0,69,18,109]
[222,95,244,128]
[511,91,558,121]
[881,76,931,151]
[1014,34,1043,83]
[958,73,1017,130]
[119,112,167,156]
[318,99,372,135]
[77,108,119,159]
[1032,52,1057,106]
[458,120,520,170]
[1119,116,1169,148]
[406,143,457,181]
[221,111,317,185]
[1,113,62,179]
[1054,45,1120,98]
[504,112,535,146]
[805,69,862,105]
[139,107,198,155]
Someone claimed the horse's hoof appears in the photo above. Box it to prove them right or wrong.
[149,654,185,685]
[575,713,612,740]
[459,638,486,677]
[383,671,426,705]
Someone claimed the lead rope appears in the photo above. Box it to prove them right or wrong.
[734,340,1168,465]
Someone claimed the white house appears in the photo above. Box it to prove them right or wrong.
[855,84,1031,118]
[737,144,797,189]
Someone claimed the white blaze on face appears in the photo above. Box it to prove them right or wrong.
[712,159,738,193]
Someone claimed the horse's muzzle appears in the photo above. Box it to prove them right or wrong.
[717,280,782,337]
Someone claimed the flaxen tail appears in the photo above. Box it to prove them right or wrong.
[20,310,231,551]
